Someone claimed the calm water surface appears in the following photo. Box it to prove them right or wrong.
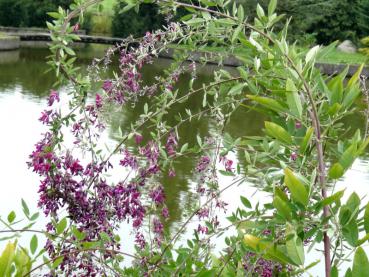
[1,46,368,275]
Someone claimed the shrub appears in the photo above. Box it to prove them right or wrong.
[0,0,72,28]
[112,3,164,37]
[2,0,369,276]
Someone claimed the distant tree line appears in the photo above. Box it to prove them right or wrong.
[0,0,368,45]
[111,0,369,45]
[0,0,72,28]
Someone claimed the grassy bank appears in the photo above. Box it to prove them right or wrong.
[169,44,369,65]
[87,0,117,35]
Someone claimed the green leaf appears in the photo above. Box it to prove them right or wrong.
[56,217,67,235]
[345,268,352,277]
[357,233,369,246]
[229,83,246,95]
[273,196,292,220]
[342,85,361,109]
[331,266,338,277]
[219,170,235,176]
[265,122,293,145]
[247,95,287,113]
[14,248,31,277]
[346,192,360,214]
[184,18,205,26]
[327,75,344,105]
[256,4,265,18]
[7,211,16,224]
[21,199,30,217]
[51,256,64,269]
[339,206,352,226]
[284,168,309,206]
[268,0,277,16]
[364,203,369,234]
[232,25,243,43]
[319,190,345,208]
[0,241,16,277]
[197,269,216,277]
[285,79,303,118]
[342,222,358,247]
[305,45,320,64]
[286,224,305,265]
[339,142,358,170]
[352,247,369,277]
[299,127,314,154]
[240,196,251,208]
[30,212,39,221]
[347,64,364,89]
[180,143,188,153]
[30,235,38,255]
[328,163,344,179]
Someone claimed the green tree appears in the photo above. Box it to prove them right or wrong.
[358,0,369,37]
[112,3,165,38]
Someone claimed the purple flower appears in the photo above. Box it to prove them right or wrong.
[166,132,178,157]
[168,168,176,177]
[95,93,103,109]
[135,232,146,249]
[153,217,163,235]
[134,134,143,144]
[149,186,165,206]
[196,156,211,172]
[197,207,209,219]
[48,90,60,106]
[220,155,233,172]
[102,80,113,92]
[295,121,302,129]
[72,23,80,33]
[290,152,298,161]
[162,207,169,218]
[119,149,138,169]
[39,110,52,124]
[197,224,208,234]
[166,84,173,91]
[225,159,233,172]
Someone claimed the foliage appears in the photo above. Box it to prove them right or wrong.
[112,2,165,38]
[357,0,369,37]
[0,0,72,28]
[1,0,369,276]
[359,37,369,56]
[0,0,27,27]
[236,0,362,45]
[0,241,33,276]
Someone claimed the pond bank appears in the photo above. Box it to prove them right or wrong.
[160,48,369,77]
[1,26,368,76]
[0,35,20,50]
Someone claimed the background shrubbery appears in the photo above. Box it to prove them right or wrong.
[0,0,72,28]
[111,3,165,38]
[0,0,368,46]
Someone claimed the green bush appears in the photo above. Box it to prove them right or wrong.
[0,0,71,28]
[0,0,27,27]
[238,0,361,45]
[112,3,164,38]
[357,0,369,37]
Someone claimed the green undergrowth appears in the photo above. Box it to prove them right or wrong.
[169,44,369,65]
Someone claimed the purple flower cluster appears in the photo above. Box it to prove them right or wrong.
[165,131,178,157]
[196,156,211,172]
[220,155,233,172]
[243,252,283,277]
[149,185,165,206]
[120,149,138,169]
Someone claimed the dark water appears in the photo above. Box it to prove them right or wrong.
[0,46,368,275]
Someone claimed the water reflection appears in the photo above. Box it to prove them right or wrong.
[1,46,369,275]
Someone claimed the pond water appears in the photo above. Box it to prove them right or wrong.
[0,46,368,275]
